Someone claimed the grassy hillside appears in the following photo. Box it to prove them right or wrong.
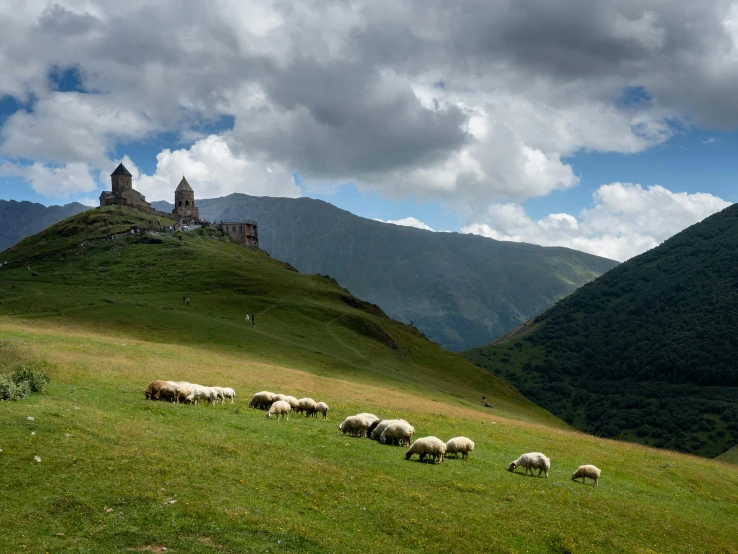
[464,204,738,459]
[0,206,736,552]
[154,194,618,351]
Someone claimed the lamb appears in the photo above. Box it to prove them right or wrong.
[338,416,371,437]
[405,436,446,463]
[380,421,415,446]
[370,419,408,441]
[248,391,275,409]
[298,398,318,417]
[508,452,550,478]
[572,465,601,486]
[266,400,292,420]
[315,402,329,419]
[445,437,475,459]
[186,385,218,406]
[145,380,169,400]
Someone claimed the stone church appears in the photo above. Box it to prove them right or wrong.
[99,161,259,246]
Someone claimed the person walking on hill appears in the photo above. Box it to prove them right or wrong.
[252,314,255,326]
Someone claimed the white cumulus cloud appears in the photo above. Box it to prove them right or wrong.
[462,183,731,261]
[125,134,300,202]
[0,161,98,198]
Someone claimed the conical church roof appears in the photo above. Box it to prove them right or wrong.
[111,163,132,176]
[176,176,194,193]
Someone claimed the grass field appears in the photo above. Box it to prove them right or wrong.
[1,207,737,553]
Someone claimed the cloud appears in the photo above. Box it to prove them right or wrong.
[374,216,435,231]
[0,160,98,198]
[126,134,300,201]
[462,183,731,261]
[0,0,737,211]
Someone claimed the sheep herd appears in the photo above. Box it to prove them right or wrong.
[144,381,601,485]
[145,380,235,405]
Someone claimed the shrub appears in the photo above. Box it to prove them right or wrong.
[11,366,50,393]
[0,375,18,401]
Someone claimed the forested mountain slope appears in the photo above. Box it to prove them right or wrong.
[464,203,738,458]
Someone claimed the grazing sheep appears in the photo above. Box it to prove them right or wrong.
[380,421,415,446]
[273,394,288,403]
[248,391,275,409]
[339,416,371,437]
[316,402,329,419]
[211,387,227,404]
[405,436,446,463]
[145,380,169,400]
[508,452,550,478]
[222,387,236,404]
[355,413,380,423]
[367,419,383,436]
[298,398,318,417]
[370,419,408,441]
[154,384,178,402]
[267,400,292,420]
[445,437,475,459]
[186,385,218,406]
[572,465,601,486]
[283,396,300,412]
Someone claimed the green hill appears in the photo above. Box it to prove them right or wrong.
[1,206,736,553]
[463,204,738,459]
[154,194,618,351]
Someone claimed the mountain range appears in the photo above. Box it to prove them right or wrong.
[152,194,617,350]
[464,203,738,458]
[0,200,89,254]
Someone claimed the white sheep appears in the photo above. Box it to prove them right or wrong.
[273,393,288,403]
[338,416,371,437]
[186,385,218,406]
[298,398,318,417]
[210,386,227,404]
[315,402,329,419]
[445,437,475,459]
[405,436,446,463]
[508,452,550,478]
[248,391,275,409]
[222,387,236,404]
[266,400,292,420]
[572,465,601,486]
[283,396,300,412]
[380,421,415,446]
[370,419,408,441]
[355,413,379,423]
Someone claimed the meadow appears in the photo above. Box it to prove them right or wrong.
[0,206,737,553]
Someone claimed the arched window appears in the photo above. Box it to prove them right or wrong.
[178,201,182,207]
[185,200,190,206]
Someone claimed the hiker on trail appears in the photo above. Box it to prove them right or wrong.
[186,297,190,306]
[410,319,414,326]
[482,394,491,408]
[252,314,255,326]
[245,313,250,322]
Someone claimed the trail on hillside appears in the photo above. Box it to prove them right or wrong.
[325,316,367,360]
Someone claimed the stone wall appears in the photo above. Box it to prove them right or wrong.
[219,222,259,247]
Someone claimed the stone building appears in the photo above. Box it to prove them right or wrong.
[99,163,152,209]
[172,176,199,220]
[218,221,259,247]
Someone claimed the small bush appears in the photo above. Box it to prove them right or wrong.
[0,366,50,400]
[11,366,50,393]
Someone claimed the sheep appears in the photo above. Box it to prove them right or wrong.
[572,465,601,486]
[508,452,550,478]
[356,413,380,423]
[266,400,292,420]
[222,387,236,404]
[405,436,446,463]
[370,419,408,441]
[445,437,475,459]
[186,385,218,406]
[273,393,288,403]
[315,402,329,419]
[145,380,169,400]
[380,421,415,446]
[154,384,178,402]
[248,391,275,409]
[210,386,227,404]
[283,396,300,412]
[338,416,371,437]
[298,398,318,417]
[367,419,383,436]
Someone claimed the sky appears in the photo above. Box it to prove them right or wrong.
[1,0,737,262]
